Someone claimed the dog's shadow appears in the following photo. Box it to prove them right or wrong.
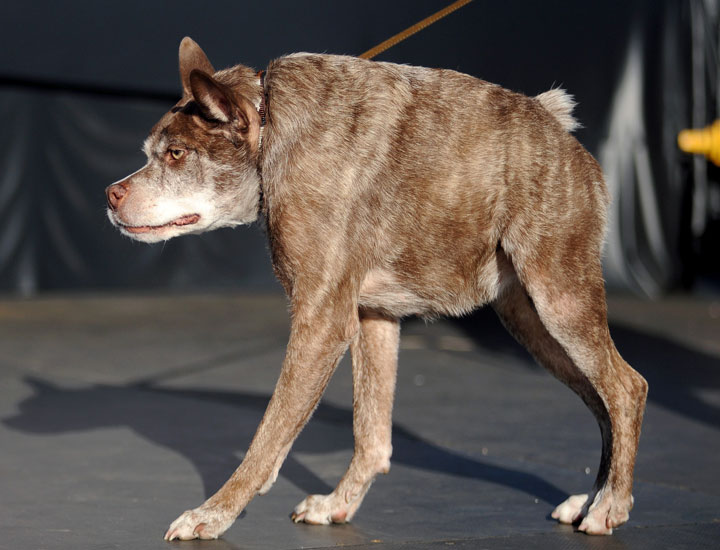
[449,308,720,430]
[3,375,567,507]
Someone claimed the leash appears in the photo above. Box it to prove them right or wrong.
[254,0,473,212]
[256,0,473,132]
[359,0,475,60]
[257,0,474,120]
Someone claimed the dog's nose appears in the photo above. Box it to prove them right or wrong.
[106,182,128,211]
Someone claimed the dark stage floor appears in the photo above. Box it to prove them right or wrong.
[0,292,718,549]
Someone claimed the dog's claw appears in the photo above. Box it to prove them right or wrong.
[578,514,613,535]
[164,507,234,541]
[292,493,356,525]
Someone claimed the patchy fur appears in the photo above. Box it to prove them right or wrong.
[106,38,647,540]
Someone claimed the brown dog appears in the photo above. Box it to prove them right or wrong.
[106,37,648,540]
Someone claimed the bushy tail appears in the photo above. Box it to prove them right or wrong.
[535,88,580,133]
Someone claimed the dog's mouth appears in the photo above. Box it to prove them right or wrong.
[119,214,201,234]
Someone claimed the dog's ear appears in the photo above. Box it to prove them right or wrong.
[179,37,215,97]
[189,70,234,122]
[189,70,261,149]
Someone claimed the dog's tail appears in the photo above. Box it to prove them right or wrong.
[535,88,580,133]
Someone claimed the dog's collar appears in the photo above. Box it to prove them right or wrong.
[255,70,268,215]
[256,70,268,154]
[257,70,268,128]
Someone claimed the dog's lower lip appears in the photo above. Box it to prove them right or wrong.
[121,214,200,234]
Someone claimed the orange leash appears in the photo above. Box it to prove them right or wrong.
[359,0,475,60]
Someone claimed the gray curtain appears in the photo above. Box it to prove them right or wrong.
[0,0,715,294]
[0,90,277,293]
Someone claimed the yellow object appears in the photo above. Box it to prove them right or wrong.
[678,120,720,166]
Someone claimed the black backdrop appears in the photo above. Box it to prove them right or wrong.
[0,0,716,294]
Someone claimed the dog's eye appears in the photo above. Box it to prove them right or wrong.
[169,149,185,161]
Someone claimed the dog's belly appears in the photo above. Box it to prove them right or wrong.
[359,270,430,317]
[359,253,509,319]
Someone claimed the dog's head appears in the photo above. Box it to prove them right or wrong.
[105,38,262,243]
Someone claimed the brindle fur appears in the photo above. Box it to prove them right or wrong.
[105,38,648,540]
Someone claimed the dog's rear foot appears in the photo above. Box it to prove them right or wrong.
[578,492,633,535]
[551,493,588,524]
[164,506,236,541]
[291,493,361,525]
[552,492,633,535]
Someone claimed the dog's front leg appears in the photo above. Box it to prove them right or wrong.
[292,313,399,524]
[164,300,358,541]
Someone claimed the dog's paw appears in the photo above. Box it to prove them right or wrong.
[577,493,633,536]
[164,506,236,541]
[552,492,633,535]
[291,494,353,525]
[551,493,588,524]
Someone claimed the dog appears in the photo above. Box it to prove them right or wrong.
[106,37,648,540]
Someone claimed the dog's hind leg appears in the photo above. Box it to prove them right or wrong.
[492,251,647,535]
[292,313,399,524]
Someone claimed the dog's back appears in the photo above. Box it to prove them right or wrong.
[256,54,607,318]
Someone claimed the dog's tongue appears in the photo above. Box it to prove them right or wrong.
[173,214,200,226]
